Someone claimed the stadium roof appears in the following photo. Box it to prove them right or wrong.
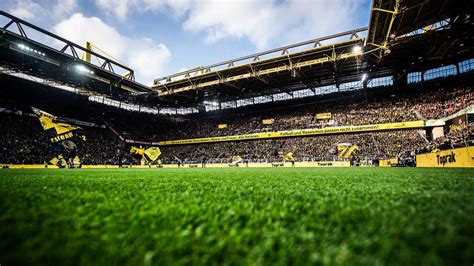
[151,0,474,108]
[0,11,151,98]
[364,0,474,82]
[152,28,367,105]
[0,0,473,110]
[367,0,473,55]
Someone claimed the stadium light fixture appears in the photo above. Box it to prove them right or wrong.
[352,45,362,53]
[17,43,46,57]
[75,64,94,75]
[76,65,87,72]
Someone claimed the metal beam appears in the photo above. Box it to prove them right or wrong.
[0,11,134,76]
[154,27,368,84]
[372,7,398,14]
[157,47,363,96]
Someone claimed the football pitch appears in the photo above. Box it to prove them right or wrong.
[1,168,473,265]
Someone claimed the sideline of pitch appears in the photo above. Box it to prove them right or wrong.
[4,146,473,169]
[3,161,351,169]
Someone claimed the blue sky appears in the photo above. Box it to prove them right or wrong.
[1,0,372,85]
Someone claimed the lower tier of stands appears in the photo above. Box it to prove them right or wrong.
[1,110,472,165]
[159,130,427,163]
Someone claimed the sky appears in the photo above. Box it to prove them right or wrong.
[1,0,372,85]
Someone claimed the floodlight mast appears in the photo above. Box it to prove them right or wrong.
[81,41,133,79]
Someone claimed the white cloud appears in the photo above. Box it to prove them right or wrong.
[53,0,78,19]
[94,0,191,20]
[181,0,366,49]
[182,0,276,49]
[93,0,365,49]
[52,13,171,85]
[95,0,132,21]
[8,0,44,20]
[7,0,78,21]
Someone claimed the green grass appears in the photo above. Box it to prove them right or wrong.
[0,168,473,265]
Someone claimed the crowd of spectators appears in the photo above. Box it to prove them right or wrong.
[0,112,121,165]
[104,86,473,142]
[0,84,472,165]
[159,130,428,163]
[411,87,473,119]
[78,128,122,165]
[417,121,473,154]
[0,113,53,164]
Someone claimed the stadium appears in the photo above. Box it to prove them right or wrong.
[0,0,473,264]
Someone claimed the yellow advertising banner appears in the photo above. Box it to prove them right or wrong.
[379,158,398,167]
[416,146,474,167]
[316,113,332,119]
[262,119,275,125]
[158,120,425,146]
[218,124,228,129]
[163,161,351,168]
[3,161,351,169]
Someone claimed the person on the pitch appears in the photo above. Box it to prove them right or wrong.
[62,140,77,168]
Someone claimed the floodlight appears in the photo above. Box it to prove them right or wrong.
[75,65,94,75]
[352,45,362,53]
[361,73,368,82]
[76,65,87,72]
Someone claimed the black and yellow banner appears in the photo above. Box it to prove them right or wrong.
[416,146,474,167]
[144,147,162,162]
[158,120,425,146]
[50,132,75,143]
[337,143,358,158]
[32,107,78,135]
[32,107,83,144]
[130,146,161,162]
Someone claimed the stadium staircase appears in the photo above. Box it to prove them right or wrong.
[104,122,125,142]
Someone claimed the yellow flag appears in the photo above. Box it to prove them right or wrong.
[130,146,145,155]
[73,156,81,165]
[33,107,78,135]
[144,147,162,162]
[283,152,295,162]
[346,145,359,158]
[231,155,242,163]
[337,144,358,158]
[49,157,59,165]
[53,122,78,135]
